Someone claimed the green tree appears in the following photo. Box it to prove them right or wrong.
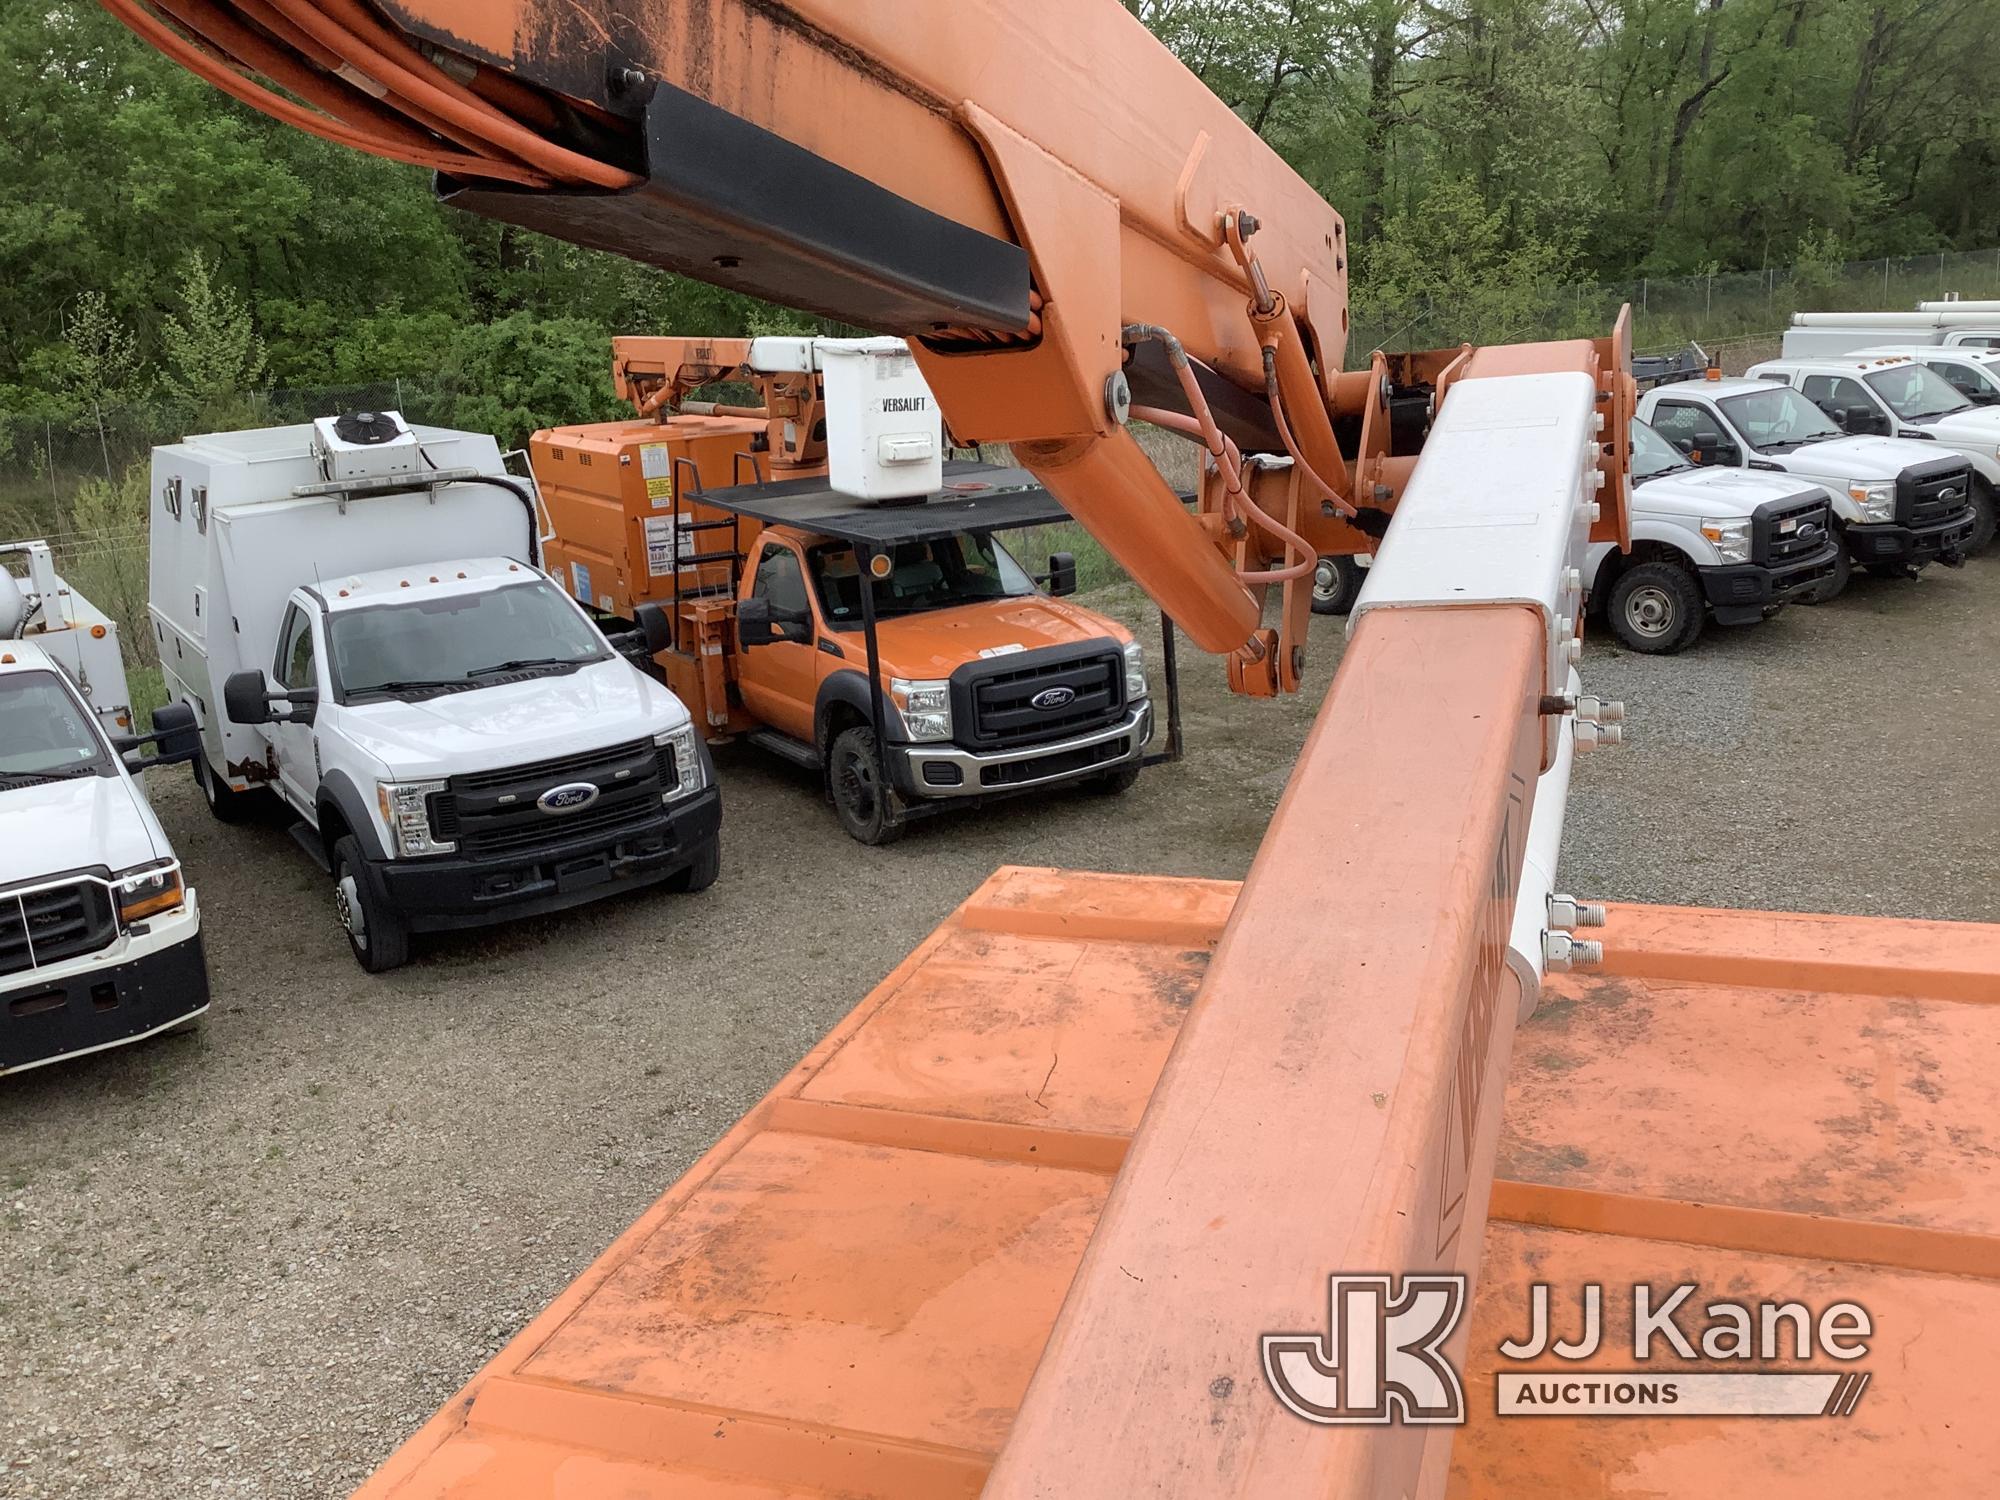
[160,253,269,428]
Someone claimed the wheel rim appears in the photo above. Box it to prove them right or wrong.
[835,747,880,827]
[1624,585,1677,639]
[336,872,367,951]
[1313,559,1338,603]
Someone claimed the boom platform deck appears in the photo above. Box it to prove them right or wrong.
[359,871,2000,1499]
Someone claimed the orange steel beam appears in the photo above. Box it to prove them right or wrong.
[983,603,1547,1500]
[1489,1181,2000,1283]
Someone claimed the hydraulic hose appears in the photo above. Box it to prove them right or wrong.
[98,1,636,190]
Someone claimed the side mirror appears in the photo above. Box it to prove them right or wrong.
[115,701,201,772]
[1688,433,1732,464]
[1843,404,1888,435]
[737,595,777,647]
[151,701,200,767]
[223,669,316,726]
[1045,551,1078,598]
[633,602,673,656]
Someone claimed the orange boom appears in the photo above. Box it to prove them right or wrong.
[100,3,2000,1496]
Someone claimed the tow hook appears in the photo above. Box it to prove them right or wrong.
[1941,547,1966,568]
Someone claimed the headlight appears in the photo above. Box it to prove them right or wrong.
[1847,482,1896,522]
[890,678,953,743]
[1698,518,1752,565]
[115,863,185,924]
[655,725,706,800]
[1122,640,1149,700]
[376,779,455,857]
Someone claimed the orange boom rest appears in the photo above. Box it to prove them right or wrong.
[353,868,2000,1498]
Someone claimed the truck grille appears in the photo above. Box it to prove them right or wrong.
[0,880,118,978]
[1900,463,1974,528]
[431,739,668,861]
[1754,494,1834,566]
[964,651,1124,749]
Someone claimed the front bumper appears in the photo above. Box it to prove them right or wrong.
[896,702,1152,800]
[1698,541,1841,624]
[1,904,209,1077]
[371,787,723,934]
[1846,509,1976,567]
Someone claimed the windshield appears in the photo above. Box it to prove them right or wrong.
[1719,386,1843,452]
[1630,420,1693,482]
[808,531,1038,626]
[328,580,611,699]
[1865,364,1971,422]
[0,671,110,781]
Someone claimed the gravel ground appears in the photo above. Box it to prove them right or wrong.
[3,552,1995,1496]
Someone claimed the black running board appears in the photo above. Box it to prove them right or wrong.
[747,727,822,773]
[289,821,332,873]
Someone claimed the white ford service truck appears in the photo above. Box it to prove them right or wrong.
[3,550,208,1076]
[1743,353,1999,555]
[1316,420,1840,653]
[148,412,721,974]
[1581,420,1838,652]
[1635,376,1978,597]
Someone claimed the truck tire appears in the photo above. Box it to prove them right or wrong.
[332,834,410,973]
[1805,546,1851,604]
[828,727,905,845]
[1311,556,1364,616]
[1090,760,1143,795]
[1606,561,1704,654]
[668,836,722,894]
[194,752,267,824]
[1966,478,1996,556]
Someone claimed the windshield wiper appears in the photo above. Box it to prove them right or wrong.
[466,656,584,677]
[0,767,92,786]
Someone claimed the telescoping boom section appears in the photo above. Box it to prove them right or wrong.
[98,3,2000,1496]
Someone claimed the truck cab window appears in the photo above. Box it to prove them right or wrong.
[752,545,810,617]
[276,604,317,691]
[1717,387,1841,452]
[1800,374,1884,432]
[1926,360,1999,401]
[1865,363,1971,423]
[808,532,1036,627]
[1648,400,1721,450]
[0,671,109,780]
[328,581,611,700]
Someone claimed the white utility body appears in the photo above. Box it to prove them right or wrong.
[147,412,723,974]
[2,620,208,1077]
[1783,309,2000,357]
[1744,353,1999,555]
[1635,376,1978,590]
[1,540,134,735]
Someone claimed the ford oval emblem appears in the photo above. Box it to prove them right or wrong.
[1939,486,1963,501]
[1031,686,1076,711]
[538,782,601,815]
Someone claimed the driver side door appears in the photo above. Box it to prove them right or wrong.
[736,540,820,745]
[269,601,323,820]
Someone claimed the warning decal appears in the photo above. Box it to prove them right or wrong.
[641,444,674,507]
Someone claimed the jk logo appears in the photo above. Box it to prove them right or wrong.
[1262,1274,1469,1425]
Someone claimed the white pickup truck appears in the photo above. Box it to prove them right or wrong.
[1743,353,1999,555]
[149,412,722,973]
[1581,420,1838,652]
[1635,376,1978,596]
[3,552,209,1076]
